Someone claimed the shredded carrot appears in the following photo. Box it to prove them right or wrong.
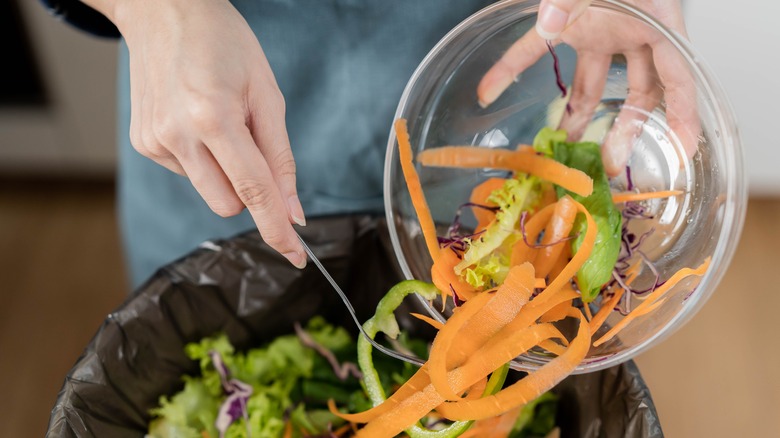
[431,248,477,301]
[410,312,444,331]
[460,407,522,438]
[582,303,593,321]
[588,287,625,335]
[533,196,578,278]
[538,300,572,324]
[357,323,565,435]
[611,190,683,204]
[510,202,557,266]
[531,197,598,307]
[538,339,568,356]
[465,377,488,400]
[435,309,589,421]
[538,182,558,209]
[629,297,668,318]
[470,177,506,231]
[331,123,703,436]
[593,258,711,347]
[282,421,292,438]
[417,146,593,197]
[430,265,534,401]
[396,118,472,316]
[395,119,440,261]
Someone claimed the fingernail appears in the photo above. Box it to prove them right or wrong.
[536,3,569,40]
[284,251,307,269]
[287,195,306,227]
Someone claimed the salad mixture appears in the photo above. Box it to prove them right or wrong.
[322,120,706,436]
[148,120,706,438]
[146,314,556,437]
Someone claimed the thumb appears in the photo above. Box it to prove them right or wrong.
[536,0,592,40]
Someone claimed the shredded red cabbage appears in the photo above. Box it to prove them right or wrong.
[449,284,464,307]
[293,322,362,381]
[438,202,497,256]
[209,350,253,438]
[546,40,571,114]
[606,200,667,313]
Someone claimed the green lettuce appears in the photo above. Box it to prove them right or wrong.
[534,128,622,302]
[147,317,368,438]
[456,175,540,279]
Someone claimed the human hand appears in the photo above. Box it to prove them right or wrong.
[90,0,307,268]
[478,0,698,177]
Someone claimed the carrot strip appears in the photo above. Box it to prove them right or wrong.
[629,297,668,318]
[436,309,589,421]
[417,146,593,197]
[538,182,558,209]
[582,303,593,321]
[539,300,571,323]
[282,421,292,438]
[358,323,564,435]
[428,292,495,401]
[410,312,444,331]
[611,190,683,204]
[470,177,506,231]
[465,377,488,400]
[460,408,522,438]
[396,118,477,304]
[588,287,625,335]
[432,249,477,301]
[534,278,547,289]
[538,339,568,356]
[329,366,433,423]
[332,424,352,437]
[593,258,711,347]
[546,244,570,285]
[510,202,557,266]
[395,119,440,261]
[429,264,534,401]
[531,196,598,308]
[533,196,578,278]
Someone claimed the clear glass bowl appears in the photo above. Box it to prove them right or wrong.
[383,0,746,373]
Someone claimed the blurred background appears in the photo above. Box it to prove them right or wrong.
[1,0,777,436]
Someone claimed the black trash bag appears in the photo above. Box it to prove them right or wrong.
[47,215,663,438]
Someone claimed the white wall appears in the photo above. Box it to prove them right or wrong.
[684,0,780,196]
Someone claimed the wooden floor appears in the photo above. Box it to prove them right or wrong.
[1,182,777,437]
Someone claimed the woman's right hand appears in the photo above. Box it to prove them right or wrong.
[85,0,307,268]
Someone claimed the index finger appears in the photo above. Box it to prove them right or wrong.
[477,29,549,107]
[201,112,306,268]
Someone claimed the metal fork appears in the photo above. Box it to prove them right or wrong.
[296,233,425,367]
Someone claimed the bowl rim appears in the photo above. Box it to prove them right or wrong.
[383,0,747,373]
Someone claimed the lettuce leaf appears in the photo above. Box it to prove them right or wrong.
[547,133,622,302]
[147,317,373,438]
[456,175,540,277]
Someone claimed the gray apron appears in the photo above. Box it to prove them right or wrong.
[118,0,495,287]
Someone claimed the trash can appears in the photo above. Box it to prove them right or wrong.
[46,215,663,438]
